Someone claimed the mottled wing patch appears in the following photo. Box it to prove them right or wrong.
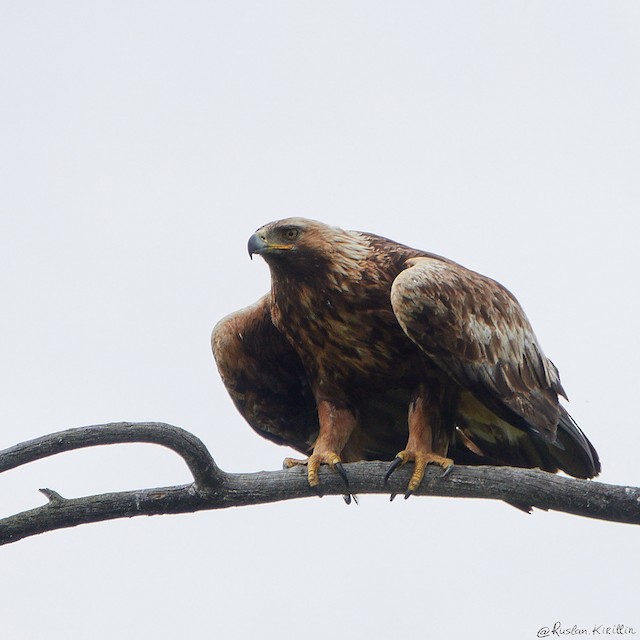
[391,257,564,440]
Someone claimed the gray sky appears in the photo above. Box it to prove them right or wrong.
[1,2,639,638]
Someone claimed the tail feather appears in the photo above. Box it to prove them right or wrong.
[454,404,600,479]
[548,406,601,478]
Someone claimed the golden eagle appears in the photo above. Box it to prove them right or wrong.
[212,218,600,496]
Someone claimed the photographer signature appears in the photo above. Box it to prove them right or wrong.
[537,622,636,637]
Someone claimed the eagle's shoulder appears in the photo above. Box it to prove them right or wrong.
[390,256,565,438]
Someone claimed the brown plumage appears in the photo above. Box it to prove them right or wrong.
[212,218,600,495]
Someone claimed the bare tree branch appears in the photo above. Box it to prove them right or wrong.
[0,422,222,488]
[0,422,638,546]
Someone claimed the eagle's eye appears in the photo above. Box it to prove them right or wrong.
[284,228,299,241]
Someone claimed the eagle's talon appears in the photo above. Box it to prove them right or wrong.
[388,450,453,496]
[441,464,454,478]
[384,456,404,484]
[335,462,349,489]
[285,451,346,490]
[283,457,307,470]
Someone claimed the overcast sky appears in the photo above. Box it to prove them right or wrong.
[1,2,639,639]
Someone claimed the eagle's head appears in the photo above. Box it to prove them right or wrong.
[248,217,326,260]
[248,217,372,286]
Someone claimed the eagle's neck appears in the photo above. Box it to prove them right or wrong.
[265,230,370,329]
[267,230,403,343]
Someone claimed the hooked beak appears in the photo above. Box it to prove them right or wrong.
[247,233,268,259]
[247,232,293,259]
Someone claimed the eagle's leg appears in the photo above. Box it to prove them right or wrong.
[385,381,457,498]
[283,399,356,492]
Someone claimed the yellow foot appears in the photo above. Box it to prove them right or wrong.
[384,450,453,498]
[283,451,349,493]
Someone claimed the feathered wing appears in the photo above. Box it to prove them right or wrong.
[211,295,318,455]
[391,257,600,477]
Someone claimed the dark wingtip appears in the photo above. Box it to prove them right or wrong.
[554,406,601,478]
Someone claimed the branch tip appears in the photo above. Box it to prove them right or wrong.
[39,488,66,505]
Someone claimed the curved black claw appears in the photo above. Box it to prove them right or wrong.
[441,464,454,478]
[312,484,323,498]
[384,457,403,485]
[404,488,414,500]
[342,493,359,506]
[335,462,350,489]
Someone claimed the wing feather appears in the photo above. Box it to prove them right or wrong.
[211,295,318,454]
[391,257,565,440]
